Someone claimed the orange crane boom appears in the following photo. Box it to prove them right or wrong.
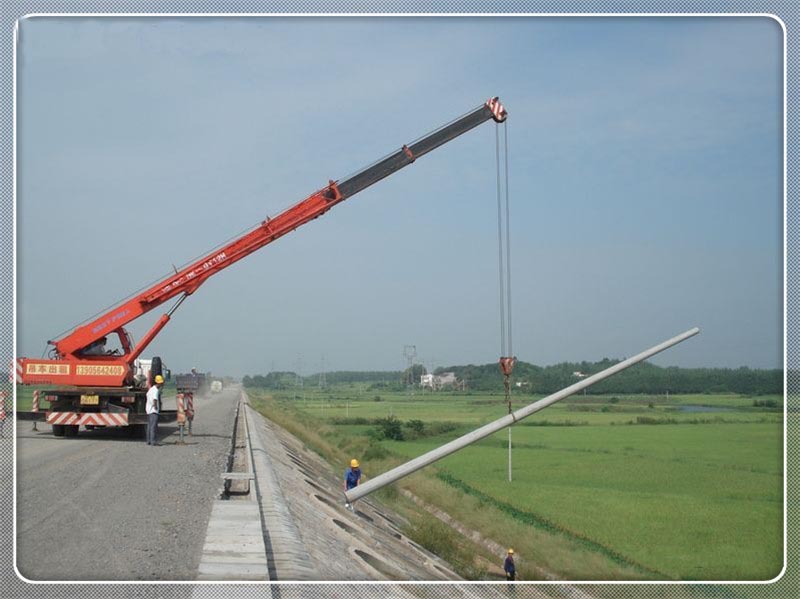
[17,97,507,388]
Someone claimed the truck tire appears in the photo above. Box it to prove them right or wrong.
[64,425,79,438]
[52,424,65,437]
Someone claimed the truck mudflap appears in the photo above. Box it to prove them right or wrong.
[15,411,47,422]
[129,410,178,424]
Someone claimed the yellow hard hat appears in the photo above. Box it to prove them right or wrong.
[350,459,360,468]
[508,548,514,554]
[154,375,165,384]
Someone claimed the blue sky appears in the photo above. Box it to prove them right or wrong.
[16,17,783,377]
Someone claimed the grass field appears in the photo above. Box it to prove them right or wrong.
[249,386,783,581]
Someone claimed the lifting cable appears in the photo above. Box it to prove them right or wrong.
[495,119,516,482]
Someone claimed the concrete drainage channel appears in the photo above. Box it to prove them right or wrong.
[196,392,317,581]
[196,394,269,581]
[195,390,465,583]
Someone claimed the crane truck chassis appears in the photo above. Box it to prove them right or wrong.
[15,97,507,437]
[16,357,176,437]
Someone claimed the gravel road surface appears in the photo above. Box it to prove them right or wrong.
[16,387,238,581]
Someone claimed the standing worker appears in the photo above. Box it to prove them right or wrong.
[504,548,516,581]
[146,375,164,446]
[344,458,362,512]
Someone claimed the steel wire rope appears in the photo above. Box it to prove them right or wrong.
[506,121,514,482]
[495,120,514,483]
[504,121,513,358]
[496,125,507,359]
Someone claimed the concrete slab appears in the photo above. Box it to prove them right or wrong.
[196,498,269,581]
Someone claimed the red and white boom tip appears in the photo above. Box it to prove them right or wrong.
[486,97,508,122]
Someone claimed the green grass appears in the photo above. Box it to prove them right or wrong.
[14,385,38,411]
[422,424,781,580]
[252,387,783,581]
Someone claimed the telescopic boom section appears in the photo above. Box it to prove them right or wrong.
[20,98,507,385]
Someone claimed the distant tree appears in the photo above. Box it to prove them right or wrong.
[403,364,427,385]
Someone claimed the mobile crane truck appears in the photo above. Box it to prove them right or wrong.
[15,97,508,437]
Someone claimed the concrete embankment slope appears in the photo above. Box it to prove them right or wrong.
[192,389,599,597]
[197,389,461,582]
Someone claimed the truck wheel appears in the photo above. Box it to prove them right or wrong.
[52,424,65,437]
[64,425,79,437]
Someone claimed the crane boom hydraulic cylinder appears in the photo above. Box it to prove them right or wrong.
[345,327,700,503]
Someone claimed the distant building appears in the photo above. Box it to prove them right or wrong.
[421,372,458,390]
[573,371,588,379]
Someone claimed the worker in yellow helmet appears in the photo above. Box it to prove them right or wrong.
[146,374,165,446]
[344,458,362,512]
[504,548,516,581]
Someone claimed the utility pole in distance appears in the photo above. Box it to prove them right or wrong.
[403,345,417,395]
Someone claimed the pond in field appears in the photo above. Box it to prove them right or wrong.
[679,405,735,413]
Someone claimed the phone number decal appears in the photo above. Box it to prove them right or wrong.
[76,365,125,376]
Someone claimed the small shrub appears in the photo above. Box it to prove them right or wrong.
[753,398,778,408]
[373,395,382,402]
[405,419,425,434]
[331,416,371,425]
[372,415,405,441]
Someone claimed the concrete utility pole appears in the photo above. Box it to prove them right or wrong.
[345,327,700,503]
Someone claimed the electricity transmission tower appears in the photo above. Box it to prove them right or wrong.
[294,356,304,402]
[319,354,327,389]
[403,345,417,395]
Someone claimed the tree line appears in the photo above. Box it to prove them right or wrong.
[242,360,782,395]
[437,360,782,395]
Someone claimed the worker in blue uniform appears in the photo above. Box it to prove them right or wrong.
[344,458,362,512]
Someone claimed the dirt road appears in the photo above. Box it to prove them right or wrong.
[15,387,238,581]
